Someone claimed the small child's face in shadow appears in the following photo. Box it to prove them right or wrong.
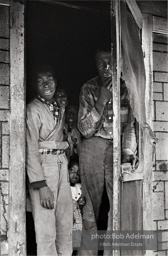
[66,106,78,129]
[69,163,80,184]
[55,89,68,107]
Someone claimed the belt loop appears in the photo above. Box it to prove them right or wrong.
[57,154,63,170]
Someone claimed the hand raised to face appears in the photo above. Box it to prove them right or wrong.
[102,77,112,91]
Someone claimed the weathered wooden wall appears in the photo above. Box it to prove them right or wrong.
[8,1,26,255]
[0,4,10,255]
[0,1,26,255]
[153,32,168,256]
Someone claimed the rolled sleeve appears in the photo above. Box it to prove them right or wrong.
[78,107,101,138]
[31,180,47,189]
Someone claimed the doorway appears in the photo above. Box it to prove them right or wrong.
[26,1,111,255]
[26,1,111,105]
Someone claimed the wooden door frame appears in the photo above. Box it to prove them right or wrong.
[7,0,26,255]
[5,1,167,255]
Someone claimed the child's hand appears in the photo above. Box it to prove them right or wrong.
[78,196,86,206]
[39,186,55,209]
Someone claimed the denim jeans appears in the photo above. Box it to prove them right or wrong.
[29,153,73,256]
[77,137,113,256]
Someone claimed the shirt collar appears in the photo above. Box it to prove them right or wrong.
[37,95,59,118]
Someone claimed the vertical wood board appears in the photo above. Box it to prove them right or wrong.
[8,1,26,255]
[142,14,154,256]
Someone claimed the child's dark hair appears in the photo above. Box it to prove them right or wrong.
[34,64,56,81]
[68,155,79,169]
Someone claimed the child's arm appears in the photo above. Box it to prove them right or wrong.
[26,105,46,185]
[26,105,54,209]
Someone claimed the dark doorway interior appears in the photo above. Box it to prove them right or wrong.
[26,1,111,105]
[26,1,110,255]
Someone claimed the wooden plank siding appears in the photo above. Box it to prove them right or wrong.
[137,1,167,19]
[153,16,168,35]
[0,1,26,255]
[0,4,10,255]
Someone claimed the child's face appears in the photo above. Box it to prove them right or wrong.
[37,72,56,102]
[55,89,68,107]
[65,106,78,128]
[69,164,80,184]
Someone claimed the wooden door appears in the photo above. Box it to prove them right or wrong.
[113,1,154,256]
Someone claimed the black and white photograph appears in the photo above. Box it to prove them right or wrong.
[0,0,168,255]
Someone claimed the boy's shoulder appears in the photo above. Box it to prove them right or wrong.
[27,98,43,112]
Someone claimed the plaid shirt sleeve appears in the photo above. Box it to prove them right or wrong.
[78,83,102,138]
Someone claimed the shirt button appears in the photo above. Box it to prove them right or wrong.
[109,116,112,120]
[109,132,112,135]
